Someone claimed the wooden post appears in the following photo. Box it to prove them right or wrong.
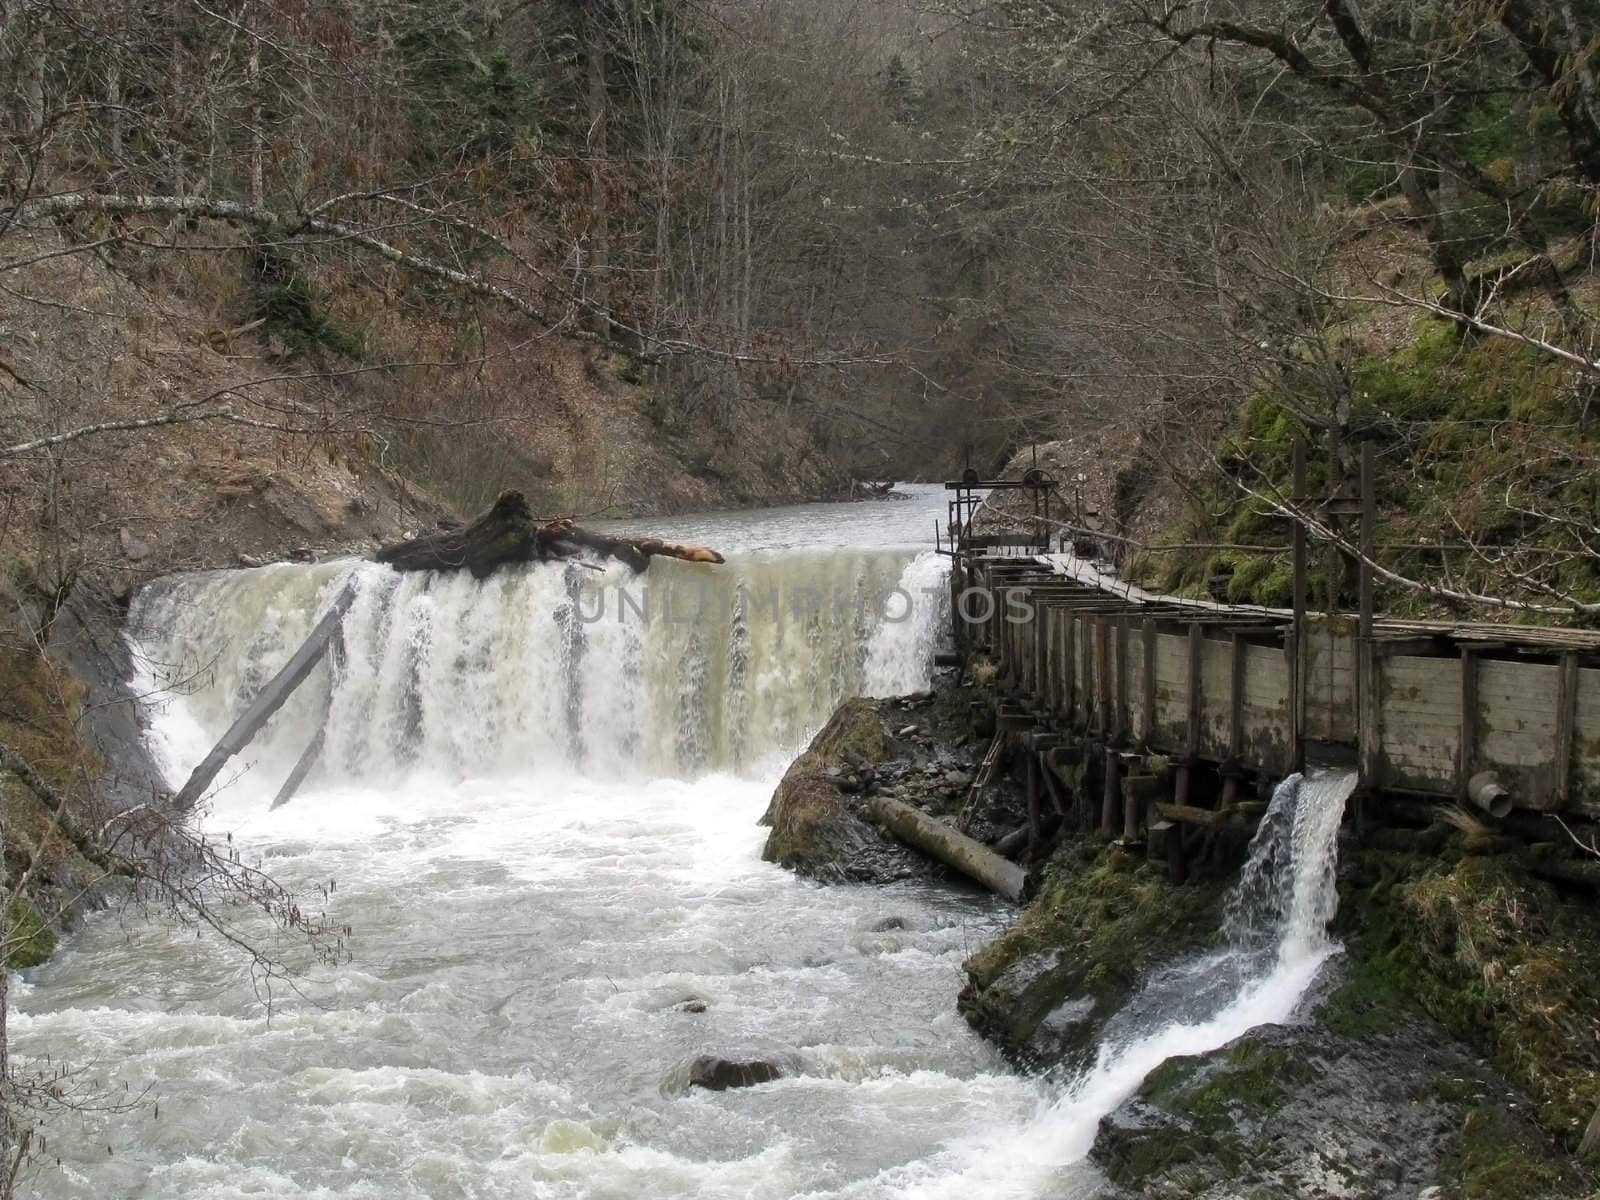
[1064,613,1077,724]
[1458,646,1478,800]
[1080,615,1093,726]
[1359,439,1376,641]
[1229,631,1246,762]
[172,581,358,812]
[1116,618,1131,742]
[1556,651,1579,810]
[1101,745,1119,838]
[1097,617,1112,737]
[1291,437,1308,771]
[1359,639,1382,788]
[1186,623,1203,757]
[1142,617,1157,746]
[1357,441,1379,788]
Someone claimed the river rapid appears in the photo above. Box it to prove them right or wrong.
[11,486,1349,1199]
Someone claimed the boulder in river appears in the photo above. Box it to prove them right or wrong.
[687,1055,785,1091]
[759,699,919,882]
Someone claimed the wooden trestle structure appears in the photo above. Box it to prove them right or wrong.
[955,551,1600,847]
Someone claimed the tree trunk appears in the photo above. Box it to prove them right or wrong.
[584,0,611,339]
[866,794,1027,901]
[373,491,724,576]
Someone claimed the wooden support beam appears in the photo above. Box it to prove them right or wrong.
[1186,623,1203,758]
[1556,650,1579,810]
[1358,638,1381,788]
[1142,617,1157,746]
[1359,439,1376,640]
[1080,614,1093,726]
[1155,802,1226,829]
[172,581,358,812]
[1229,631,1246,760]
[1097,617,1112,736]
[1292,437,1308,775]
[1063,611,1077,723]
[1116,618,1131,742]
[1459,647,1478,802]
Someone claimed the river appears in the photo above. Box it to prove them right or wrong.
[11,485,1348,1198]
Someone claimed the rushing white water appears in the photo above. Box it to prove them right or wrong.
[130,547,950,789]
[12,486,1355,1199]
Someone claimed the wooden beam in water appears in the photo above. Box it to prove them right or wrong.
[172,580,358,812]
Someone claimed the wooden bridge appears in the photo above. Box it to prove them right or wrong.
[955,551,1600,829]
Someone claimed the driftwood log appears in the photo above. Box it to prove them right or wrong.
[171,491,726,812]
[866,794,1027,902]
[375,490,724,576]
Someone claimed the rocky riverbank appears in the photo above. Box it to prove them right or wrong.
[762,678,1600,1198]
[758,679,1029,883]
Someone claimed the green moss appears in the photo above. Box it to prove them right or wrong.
[5,900,56,969]
[961,840,1229,1054]
[1441,1104,1589,1200]
[1103,1038,1310,1188]
[1344,852,1600,1145]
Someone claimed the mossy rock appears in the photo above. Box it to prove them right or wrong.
[1441,1103,1591,1200]
[958,839,1228,1065]
[759,699,891,880]
[1341,850,1600,1146]
[6,900,56,969]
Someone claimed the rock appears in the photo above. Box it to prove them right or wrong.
[687,1055,783,1091]
[760,699,925,883]
[288,546,316,563]
[674,999,708,1014]
[945,769,971,788]
[118,527,151,562]
[236,553,266,569]
[896,723,920,737]
[869,916,911,932]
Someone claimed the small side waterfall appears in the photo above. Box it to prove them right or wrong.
[904,769,1357,1197]
[128,550,951,794]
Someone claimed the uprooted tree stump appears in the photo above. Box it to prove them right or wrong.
[171,491,725,812]
[374,490,724,576]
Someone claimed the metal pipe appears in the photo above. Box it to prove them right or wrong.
[1467,771,1513,819]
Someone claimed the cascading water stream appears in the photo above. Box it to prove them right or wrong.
[882,769,1357,1198]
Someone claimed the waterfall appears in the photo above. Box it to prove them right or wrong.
[901,769,1356,1197]
[127,550,951,795]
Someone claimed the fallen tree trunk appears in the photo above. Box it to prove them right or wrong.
[171,581,357,812]
[375,491,724,576]
[866,794,1027,902]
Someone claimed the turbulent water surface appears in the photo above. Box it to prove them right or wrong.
[14,486,1353,1198]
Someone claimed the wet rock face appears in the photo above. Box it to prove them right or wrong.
[958,842,1228,1069]
[1090,999,1591,1200]
[687,1056,784,1091]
